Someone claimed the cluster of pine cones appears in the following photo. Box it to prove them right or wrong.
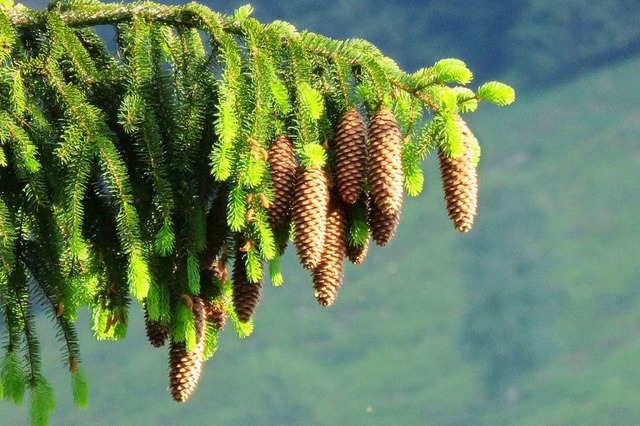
[146,108,479,403]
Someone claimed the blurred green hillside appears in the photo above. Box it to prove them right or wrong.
[3,0,640,425]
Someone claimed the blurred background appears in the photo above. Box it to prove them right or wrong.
[4,0,640,424]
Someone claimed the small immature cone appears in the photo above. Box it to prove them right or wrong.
[291,166,329,269]
[267,136,298,229]
[368,197,400,246]
[313,199,347,307]
[438,118,479,233]
[169,297,206,403]
[232,251,262,323]
[368,108,404,216]
[335,109,367,205]
[346,238,370,265]
[204,299,227,332]
[144,306,169,348]
[210,253,228,282]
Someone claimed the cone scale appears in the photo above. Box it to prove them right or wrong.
[291,166,330,270]
[232,250,262,323]
[368,197,400,246]
[267,136,298,230]
[368,108,404,217]
[346,238,370,265]
[313,199,348,307]
[335,109,368,205]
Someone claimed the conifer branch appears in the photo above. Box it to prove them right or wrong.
[0,1,515,420]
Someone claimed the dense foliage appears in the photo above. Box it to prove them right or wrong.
[0,1,516,423]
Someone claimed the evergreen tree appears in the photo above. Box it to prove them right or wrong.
[0,1,514,423]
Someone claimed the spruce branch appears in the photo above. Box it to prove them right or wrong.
[0,1,515,420]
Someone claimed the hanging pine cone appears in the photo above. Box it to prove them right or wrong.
[204,299,227,331]
[232,251,262,323]
[267,136,298,230]
[313,199,347,307]
[291,166,329,269]
[144,306,169,348]
[438,117,479,233]
[335,108,367,205]
[368,108,404,217]
[210,254,228,282]
[346,238,370,265]
[368,197,400,246]
[169,296,206,403]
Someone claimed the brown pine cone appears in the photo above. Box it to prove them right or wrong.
[204,299,227,331]
[291,166,329,269]
[368,197,400,246]
[144,306,168,348]
[438,118,478,233]
[169,296,206,403]
[368,108,404,217]
[335,109,367,205]
[313,200,347,307]
[232,251,262,323]
[267,136,298,230]
[346,238,370,265]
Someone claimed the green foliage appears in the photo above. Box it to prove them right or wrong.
[300,143,327,169]
[71,368,88,408]
[0,198,16,284]
[402,141,425,196]
[347,209,369,247]
[1,352,26,404]
[202,323,219,361]
[268,254,284,286]
[297,82,325,120]
[452,87,478,113]
[171,300,196,350]
[245,249,264,283]
[29,378,55,426]
[477,81,516,106]
[0,0,513,422]
[433,58,474,85]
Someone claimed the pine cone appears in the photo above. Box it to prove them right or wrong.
[169,297,206,403]
[291,166,329,269]
[368,108,404,216]
[368,197,400,246]
[232,251,262,323]
[438,118,478,233]
[346,238,370,265]
[267,136,298,230]
[204,299,227,331]
[313,199,347,307]
[144,306,168,348]
[335,109,367,205]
